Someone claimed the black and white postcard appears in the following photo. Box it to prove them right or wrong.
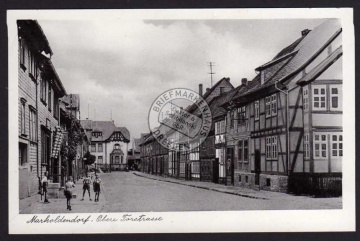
[8,8,355,234]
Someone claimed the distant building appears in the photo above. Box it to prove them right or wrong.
[127,138,141,171]
[80,120,130,171]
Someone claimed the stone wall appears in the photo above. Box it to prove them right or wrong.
[234,171,288,193]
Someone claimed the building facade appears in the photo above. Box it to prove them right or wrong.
[18,20,67,199]
[139,19,342,197]
[80,120,130,171]
[222,19,342,196]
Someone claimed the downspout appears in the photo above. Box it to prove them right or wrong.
[36,75,40,190]
[275,80,290,176]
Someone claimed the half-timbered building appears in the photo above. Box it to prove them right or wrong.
[221,19,342,195]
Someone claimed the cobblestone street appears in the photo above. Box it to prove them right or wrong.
[20,172,342,214]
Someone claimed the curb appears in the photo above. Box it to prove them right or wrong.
[133,172,267,200]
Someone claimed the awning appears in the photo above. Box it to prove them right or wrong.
[51,126,63,158]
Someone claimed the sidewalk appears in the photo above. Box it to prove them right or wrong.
[133,172,342,209]
[20,175,107,214]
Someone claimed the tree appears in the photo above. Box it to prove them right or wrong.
[60,118,85,176]
[83,151,96,166]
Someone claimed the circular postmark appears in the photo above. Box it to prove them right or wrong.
[148,88,212,152]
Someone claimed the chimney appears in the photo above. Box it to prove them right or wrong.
[241,78,248,86]
[206,88,210,93]
[301,29,311,36]
[199,84,203,96]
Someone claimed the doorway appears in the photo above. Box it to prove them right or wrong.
[255,150,261,185]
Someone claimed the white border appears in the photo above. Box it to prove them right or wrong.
[8,8,355,234]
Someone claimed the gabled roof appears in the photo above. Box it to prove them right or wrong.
[232,19,342,103]
[17,20,53,55]
[133,138,141,152]
[185,77,234,114]
[61,94,80,109]
[297,45,342,86]
[79,120,130,142]
[202,77,232,100]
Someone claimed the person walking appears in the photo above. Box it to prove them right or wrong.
[64,177,75,211]
[81,174,92,201]
[41,172,50,203]
[93,175,101,202]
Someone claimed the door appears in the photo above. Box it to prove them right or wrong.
[226,147,234,185]
[255,150,261,185]
[213,158,219,183]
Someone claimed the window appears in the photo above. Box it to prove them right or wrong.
[114,144,120,149]
[19,38,26,70]
[237,106,246,126]
[48,86,52,112]
[98,143,103,152]
[190,142,199,161]
[121,156,124,164]
[271,94,277,116]
[92,132,102,138]
[331,134,343,157]
[238,139,249,164]
[20,98,26,136]
[41,129,50,165]
[330,87,339,110]
[265,94,277,117]
[304,134,310,159]
[230,110,235,128]
[27,48,38,79]
[266,136,278,159]
[29,107,37,141]
[220,87,225,94]
[91,144,96,152]
[215,120,225,134]
[53,95,59,119]
[313,133,327,158]
[19,143,27,165]
[115,156,120,164]
[313,86,326,110]
[244,140,249,162]
[265,97,271,117]
[314,133,343,159]
[97,156,103,164]
[254,101,259,121]
[303,88,309,111]
[215,122,221,135]
[40,80,47,103]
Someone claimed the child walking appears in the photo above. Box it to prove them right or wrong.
[64,177,75,211]
[93,175,101,202]
[81,174,92,201]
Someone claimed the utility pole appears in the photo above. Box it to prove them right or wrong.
[208,62,215,87]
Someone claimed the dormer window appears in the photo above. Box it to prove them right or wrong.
[92,131,102,138]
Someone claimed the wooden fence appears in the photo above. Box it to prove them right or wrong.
[288,173,342,197]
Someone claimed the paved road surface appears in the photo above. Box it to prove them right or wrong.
[101,172,341,212]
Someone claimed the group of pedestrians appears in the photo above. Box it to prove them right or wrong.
[41,172,102,211]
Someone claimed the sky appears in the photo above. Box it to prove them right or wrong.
[38,18,326,142]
